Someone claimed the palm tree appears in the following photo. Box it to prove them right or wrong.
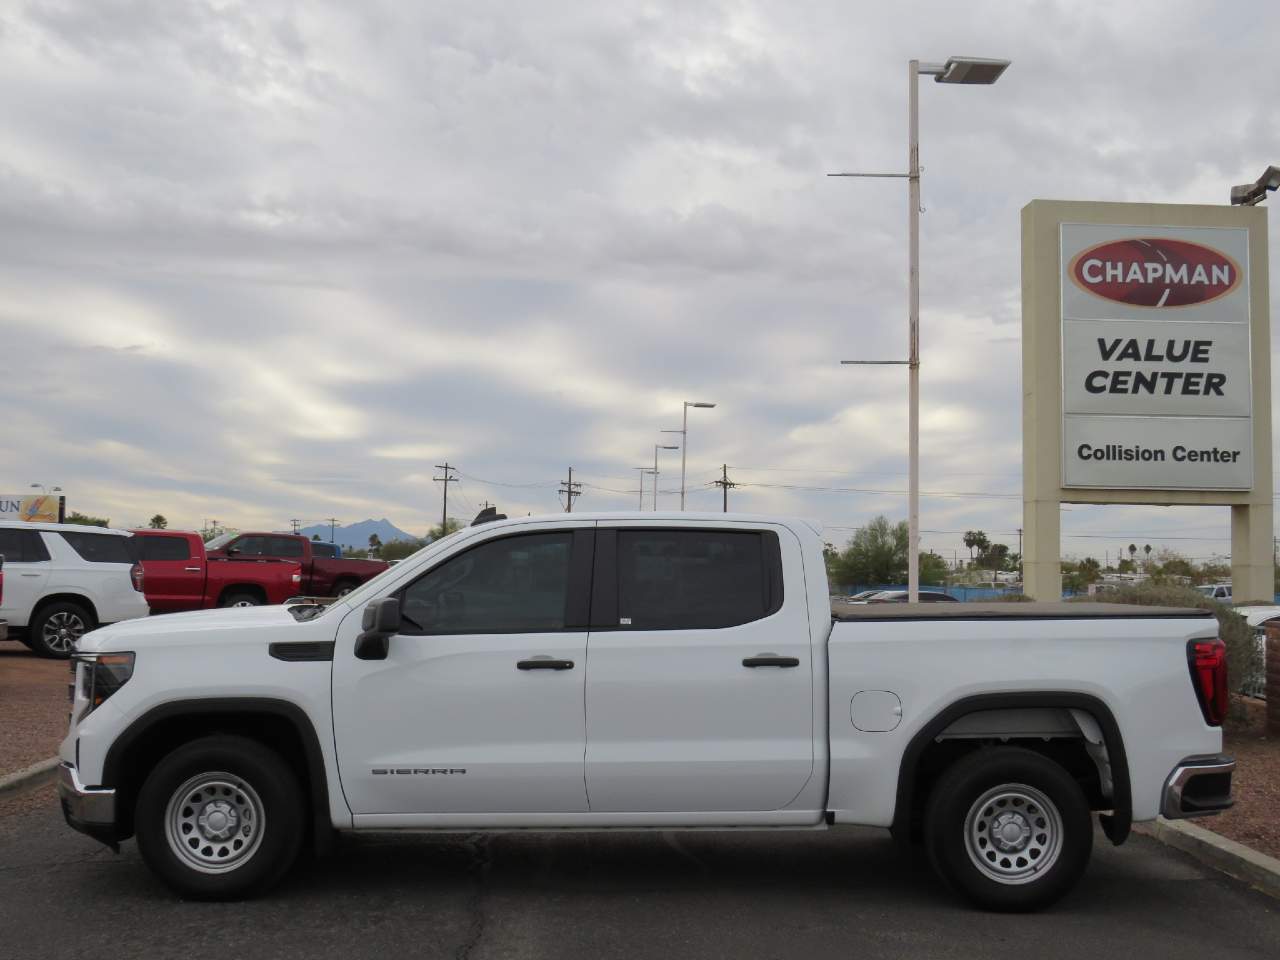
[1128,544,1137,560]
[368,533,383,557]
[1143,544,1152,559]
[148,514,168,529]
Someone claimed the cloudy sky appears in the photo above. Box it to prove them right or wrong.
[0,0,1275,564]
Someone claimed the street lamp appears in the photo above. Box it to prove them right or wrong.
[830,54,1010,602]
[678,401,717,511]
[653,444,679,511]
[29,483,62,495]
[634,467,655,510]
[1230,165,1280,206]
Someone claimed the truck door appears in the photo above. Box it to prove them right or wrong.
[584,525,814,813]
[137,534,202,612]
[332,525,594,818]
[0,528,50,627]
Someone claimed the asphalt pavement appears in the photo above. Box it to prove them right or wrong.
[1,789,1278,960]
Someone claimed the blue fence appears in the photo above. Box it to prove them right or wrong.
[835,584,1023,602]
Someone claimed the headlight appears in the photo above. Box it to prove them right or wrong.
[71,652,135,721]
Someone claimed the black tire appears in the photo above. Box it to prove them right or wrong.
[924,746,1092,912]
[27,601,95,659]
[134,735,304,900]
[333,580,358,598]
[219,591,264,608]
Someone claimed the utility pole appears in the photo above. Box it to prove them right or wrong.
[635,467,650,509]
[289,519,300,534]
[712,464,736,512]
[434,463,457,532]
[325,518,339,542]
[559,467,583,513]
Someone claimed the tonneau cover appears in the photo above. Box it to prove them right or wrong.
[831,601,1210,621]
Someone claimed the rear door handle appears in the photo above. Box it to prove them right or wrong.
[517,657,575,671]
[184,567,202,572]
[743,654,800,668]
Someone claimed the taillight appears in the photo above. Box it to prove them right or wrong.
[1187,638,1228,726]
[292,571,301,584]
[130,562,145,592]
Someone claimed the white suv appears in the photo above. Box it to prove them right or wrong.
[0,522,149,658]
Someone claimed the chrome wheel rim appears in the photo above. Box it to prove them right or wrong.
[164,772,265,875]
[42,611,86,653]
[231,599,257,608]
[964,783,1063,885]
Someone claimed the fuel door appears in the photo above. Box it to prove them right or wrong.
[850,690,903,733]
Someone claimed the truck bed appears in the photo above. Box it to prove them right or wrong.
[831,601,1209,621]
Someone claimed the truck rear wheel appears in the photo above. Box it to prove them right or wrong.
[135,735,303,900]
[219,591,263,608]
[924,746,1092,912]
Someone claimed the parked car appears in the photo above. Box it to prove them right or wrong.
[131,530,303,612]
[203,532,388,597]
[1197,583,1232,600]
[0,521,148,658]
[839,589,884,604]
[866,589,958,603]
[1229,604,1275,699]
[59,512,1231,910]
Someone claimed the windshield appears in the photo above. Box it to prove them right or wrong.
[204,533,237,550]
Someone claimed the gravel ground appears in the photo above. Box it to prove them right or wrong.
[1206,697,1280,859]
[0,640,69,776]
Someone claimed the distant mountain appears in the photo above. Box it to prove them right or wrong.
[299,518,419,550]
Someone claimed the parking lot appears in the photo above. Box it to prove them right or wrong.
[0,782,1277,960]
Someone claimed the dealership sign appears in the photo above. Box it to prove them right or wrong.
[1060,223,1252,490]
[0,494,61,523]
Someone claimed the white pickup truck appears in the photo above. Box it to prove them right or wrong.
[58,513,1234,911]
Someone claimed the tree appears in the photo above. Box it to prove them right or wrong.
[65,511,109,527]
[311,534,321,541]
[427,518,464,542]
[368,533,383,557]
[1128,543,1137,559]
[148,514,168,529]
[979,543,1010,572]
[1143,544,1152,560]
[834,516,909,586]
[963,530,989,561]
[919,550,949,586]
[379,538,426,562]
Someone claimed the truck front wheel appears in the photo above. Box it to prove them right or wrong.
[135,735,303,900]
[924,746,1092,912]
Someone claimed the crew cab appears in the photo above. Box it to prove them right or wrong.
[58,513,1233,910]
[0,521,148,657]
[131,530,303,612]
[204,532,388,597]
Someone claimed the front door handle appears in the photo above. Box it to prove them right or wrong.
[517,657,575,671]
[743,654,800,668]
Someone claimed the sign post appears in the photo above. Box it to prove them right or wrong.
[1022,200,1272,601]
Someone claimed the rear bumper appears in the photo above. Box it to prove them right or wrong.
[1161,754,1235,819]
[58,762,120,849]
[0,619,7,641]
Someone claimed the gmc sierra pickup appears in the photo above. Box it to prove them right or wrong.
[58,513,1233,910]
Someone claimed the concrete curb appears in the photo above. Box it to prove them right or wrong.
[0,757,59,798]
[1135,817,1280,900]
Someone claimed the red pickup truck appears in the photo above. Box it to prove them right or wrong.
[132,530,303,612]
[204,531,389,597]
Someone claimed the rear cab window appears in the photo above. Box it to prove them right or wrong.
[139,535,193,562]
[605,528,783,630]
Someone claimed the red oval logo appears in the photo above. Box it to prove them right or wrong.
[1069,237,1241,308]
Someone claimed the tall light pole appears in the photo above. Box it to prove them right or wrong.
[653,444,679,511]
[678,401,716,510]
[831,55,1010,602]
[635,467,651,509]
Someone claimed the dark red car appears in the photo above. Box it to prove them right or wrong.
[132,530,303,611]
[204,531,388,597]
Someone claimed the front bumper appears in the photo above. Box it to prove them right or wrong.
[58,763,120,849]
[1162,754,1235,819]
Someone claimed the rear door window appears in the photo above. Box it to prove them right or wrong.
[612,529,782,630]
[59,531,136,563]
[0,528,50,563]
[139,536,192,561]
[230,536,269,557]
[270,537,305,558]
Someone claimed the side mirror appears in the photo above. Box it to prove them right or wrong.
[355,597,401,661]
[226,546,241,556]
